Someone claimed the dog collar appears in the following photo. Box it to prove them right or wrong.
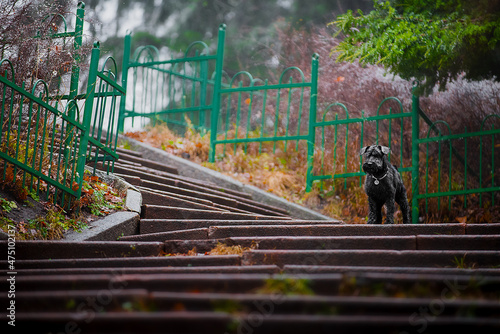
[372,172,387,185]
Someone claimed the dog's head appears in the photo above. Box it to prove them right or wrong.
[360,145,390,175]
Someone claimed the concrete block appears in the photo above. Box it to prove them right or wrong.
[125,188,142,213]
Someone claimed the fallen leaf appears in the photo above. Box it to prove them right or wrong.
[456,216,467,224]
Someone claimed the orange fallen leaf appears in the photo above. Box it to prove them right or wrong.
[456,216,467,224]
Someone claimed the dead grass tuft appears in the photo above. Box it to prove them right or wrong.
[208,242,254,256]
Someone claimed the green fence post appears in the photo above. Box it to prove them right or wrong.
[64,2,84,165]
[209,24,226,163]
[200,58,208,131]
[76,42,99,199]
[118,33,132,133]
[305,53,319,192]
[411,85,420,223]
[69,1,85,103]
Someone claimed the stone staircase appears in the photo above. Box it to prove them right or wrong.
[1,147,499,333]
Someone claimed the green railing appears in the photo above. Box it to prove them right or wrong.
[307,97,413,192]
[417,112,500,219]
[121,25,499,223]
[210,54,319,162]
[0,3,124,209]
[0,60,85,207]
[119,24,226,134]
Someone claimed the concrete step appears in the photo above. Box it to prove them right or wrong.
[140,178,289,217]
[7,255,241,269]
[138,185,216,207]
[139,219,336,234]
[0,241,164,259]
[112,164,254,201]
[242,249,500,268]
[141,205,288,221]
[163,236,415,253]
[12,289,150,312]
[205,223,469,238]
[466,223,500,235]
[140,188,228,212]
[118,151,178,174]
[7,272,500,296]
[148,291,500,316]
[116,147,143,158]
[140,186,280,216]
[11,290,500,316]
[6,273,273,292]
[120,228,210,241]
[114,173,142,186]
[163,235,500,253]
[12,265,281,276]
[14,311,500,334]
[282,265,500,276]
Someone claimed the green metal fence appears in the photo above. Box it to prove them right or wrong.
[0,59,85,207]
[119,24,226,134]
[0,3,124,209]
[121,25,499,223]
[307,97,413,192]
[414,105,500,221]
[210,54,319,162]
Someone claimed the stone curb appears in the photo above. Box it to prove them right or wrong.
[119,134,333,221]
[62,167,143,241]
[87,166,142,215]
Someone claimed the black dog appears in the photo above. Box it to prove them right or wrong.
[360,145,410,224]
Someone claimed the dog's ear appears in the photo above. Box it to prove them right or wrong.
[360,146,369,156]
[379,146,390,155]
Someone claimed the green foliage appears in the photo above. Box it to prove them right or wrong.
[86,184,124,216]
[257,277,314,296]
[21,208,86,240]
[0,197,17,213]
[330,0,500,94]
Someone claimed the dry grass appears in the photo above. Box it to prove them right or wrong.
[167,242,255,257]
[207,242,253,256]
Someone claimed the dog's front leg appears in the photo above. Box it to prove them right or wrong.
[396,192,411,224]
[367,198,383,224]
[385,196,396,224]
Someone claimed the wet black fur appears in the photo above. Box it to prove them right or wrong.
[360,145,410,224]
